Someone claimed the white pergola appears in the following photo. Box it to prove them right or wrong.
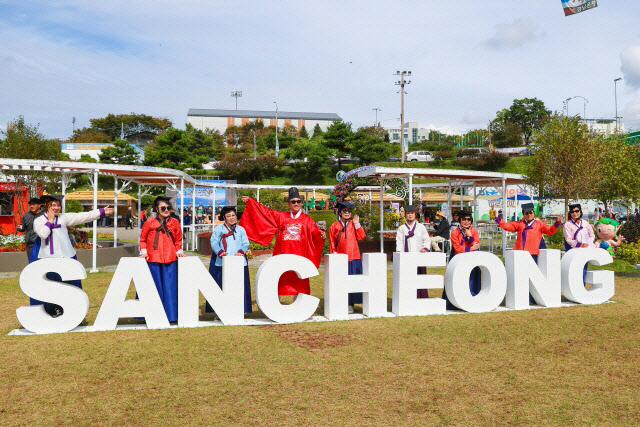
[357,166,527,254]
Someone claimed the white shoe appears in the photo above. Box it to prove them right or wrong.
[348,305,354,314]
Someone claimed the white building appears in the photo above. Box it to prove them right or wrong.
[384,122,430,144]
[187,108,342,135]
[582,119,624,136]
[61,142,145,161]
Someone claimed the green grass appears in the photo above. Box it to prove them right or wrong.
[1,268,639,425]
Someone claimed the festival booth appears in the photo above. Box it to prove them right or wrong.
[0,182,38,235]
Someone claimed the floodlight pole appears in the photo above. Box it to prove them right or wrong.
[231,90,242,110]
[373,108,381,126]
[394,71,412,163]
[614,78,622,130]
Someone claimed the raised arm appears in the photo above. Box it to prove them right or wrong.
[34,215,52,239]
[497,218,520,233]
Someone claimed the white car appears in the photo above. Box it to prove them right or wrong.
[406,151,436,162]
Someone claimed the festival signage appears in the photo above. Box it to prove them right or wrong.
[12,249,614,335]
[561,0,597,16]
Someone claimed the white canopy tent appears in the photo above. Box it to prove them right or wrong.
[357,166,527,255]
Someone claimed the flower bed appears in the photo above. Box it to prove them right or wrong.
[0,244,26,253]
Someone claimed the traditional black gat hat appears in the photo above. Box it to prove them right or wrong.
[218,205,237,221]
[521,203,535,212]
[404,204,418,212]
[288,187,301,201]
[28,197,42,205]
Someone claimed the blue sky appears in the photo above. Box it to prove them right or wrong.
[1,1,639,138]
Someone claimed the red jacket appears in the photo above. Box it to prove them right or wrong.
[498,218,560,255]
[329,220,366,261]
[451,226,479,254]
[140,217,183,263]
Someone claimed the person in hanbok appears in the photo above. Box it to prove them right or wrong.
[206,206,252,315]
[497,202,563,303]
[140,196,184,322]
[329,201,366,314]
[240,187,325,299]
[563,203,595,286]
[32,195,113,317]
[441,210,481,310]
[396,204,431,298]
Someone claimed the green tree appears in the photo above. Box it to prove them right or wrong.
[503,98,551,145]
[526,115,603,217]
[0,116,65,160]
[78,154,97,163]
[349,128,390,165]
[593,134,640,212]
[284,139,332,183]
[312,123,323,138]
[87,113,172,140]
[323,120,353,168]
[299,125,309,139]
[216,154,283,182]
[490,119,523,148]
[65,199,84,213]
[145,125,220,171]
[99,138,140,165]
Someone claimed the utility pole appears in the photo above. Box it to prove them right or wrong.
[250,130,257,160]
[121,122,124,139]
[231,90,242,110]
[373,108,381,126]
[394,71,411,163]
[614,78,622,130]
[274,101,279,157]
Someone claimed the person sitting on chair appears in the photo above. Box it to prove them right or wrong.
[430,210,450,252]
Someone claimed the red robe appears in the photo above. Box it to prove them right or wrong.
[239,198,325,295]
[329,220,366,261]
[140,217,183,263]
[498,218,561,255]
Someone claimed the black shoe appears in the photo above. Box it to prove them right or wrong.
[51,306,63,318]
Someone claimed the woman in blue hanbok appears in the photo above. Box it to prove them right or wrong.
[206,206,252,314]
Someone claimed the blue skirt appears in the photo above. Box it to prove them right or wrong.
[148,261,179,322]
[441,249,481,310]
[29,237,83,315]
[347,259,364,305]
[206,256,253,314]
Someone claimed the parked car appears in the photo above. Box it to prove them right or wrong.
[386,155,402,162]
[284,158,307,165]
[406,151,436,162]
[330,154,358,164]
[494,147,531,156]
[458,148,490,158]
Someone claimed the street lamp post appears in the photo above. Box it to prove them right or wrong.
[274,102,279,157]
[373,108,381,126]
[394,71,412,164]
[231,90,242,110]
[570,96,589,119]
[614,78,622,130]
[565,97,572,116]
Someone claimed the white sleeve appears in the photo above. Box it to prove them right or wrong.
[63,209,103,227]
[396,227,404,252]
[33,215,51,239]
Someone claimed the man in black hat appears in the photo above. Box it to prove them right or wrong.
[240,187,326,298]
[18,197,43,263]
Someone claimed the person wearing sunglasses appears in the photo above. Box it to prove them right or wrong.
[497,202,563,262]
[396,204,432,298]
[139,196,185,322]
[563,203,595,251]
[205,206,252,316]
[329,201,366,313]
[240,187,326,299]
[441,210,481,309]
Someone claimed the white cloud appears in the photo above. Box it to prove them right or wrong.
[621,46,640,89]
[485,18,544,50]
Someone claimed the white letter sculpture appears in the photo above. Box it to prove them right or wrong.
[178,256,245,326]
[444,252,507,313]
[16,258,89,334]
[505,249,561,309]
[561,248,614,304]
[255,254,320,323]
[324,253,388,320]
[392,252,447,316]
[94,258,169,330]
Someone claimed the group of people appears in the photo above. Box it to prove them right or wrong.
[26,186,607,322]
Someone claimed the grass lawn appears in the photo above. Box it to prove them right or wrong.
[1,268,639,425]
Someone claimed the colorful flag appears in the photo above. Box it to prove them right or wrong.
[561,0,598,16]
